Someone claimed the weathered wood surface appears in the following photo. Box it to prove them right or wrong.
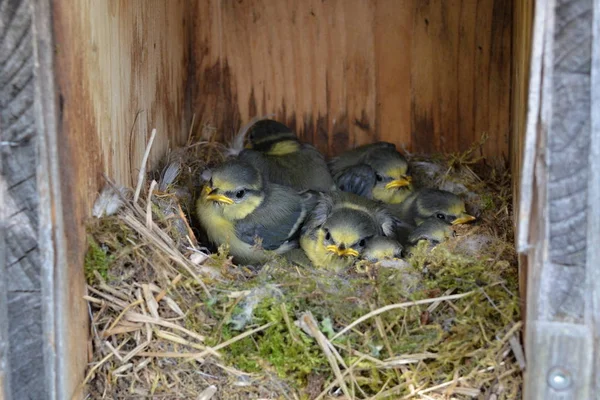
[37,1,193,398]
[519,0,600,397]
[511,0,534,324]
[191,0,513,159]
[0,0,46,399]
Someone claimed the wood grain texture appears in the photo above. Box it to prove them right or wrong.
[190,0,513,159]
[35,1,191,398]
[520,0,600,397]
[589,0,600,393]
[547,0,592,267]
[526,322,593,399]
[511,0,534,323]
[0,0,45,398]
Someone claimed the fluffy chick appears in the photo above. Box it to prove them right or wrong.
[300,191,397,270]
[403,218,455,255]
[196,159,315,265]
[238,119,335,192]
[389,188,476,227]
[329,142,413,204]
[362,236,404,263]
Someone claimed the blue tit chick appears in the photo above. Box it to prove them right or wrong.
[195,159,315,265]
[389,188,476,227]
[300,191,397,271]
[403,217,455,255]
[328,142,413,204]
[238,119,336,192]
[362,236,404,263]
[300,209,378,271]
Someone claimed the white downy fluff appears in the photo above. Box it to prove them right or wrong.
[92,185,129,218]
[226,113,276,156]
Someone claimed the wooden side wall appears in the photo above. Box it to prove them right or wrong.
[191,0,513,160]
[48,1,191,397]
[511,0,534,327]
[517,0,599,397]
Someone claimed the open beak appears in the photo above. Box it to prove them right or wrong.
[202,186,234,205]
[326,245,359,258]
[385,176,412,190]
[452,214,476,225]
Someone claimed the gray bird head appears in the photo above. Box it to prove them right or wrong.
[366,148,412,204]
[321,209,379,259]
[407,217,455,246]
[246,119,299,153]
[362,236,404,262]
[414,189,476,226]
[199,159,265,220]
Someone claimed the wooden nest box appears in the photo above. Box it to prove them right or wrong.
[1,0,599,399]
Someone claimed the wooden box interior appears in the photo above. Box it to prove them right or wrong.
[48,1,532,397]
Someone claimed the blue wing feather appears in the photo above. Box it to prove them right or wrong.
[334,164,376,198]
[235,185,311,250]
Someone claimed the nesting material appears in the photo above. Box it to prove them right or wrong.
[83,130,521,399]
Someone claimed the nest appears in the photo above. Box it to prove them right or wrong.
[82,127,523,399]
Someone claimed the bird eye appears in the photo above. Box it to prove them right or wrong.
[375,174,383,182]
[359,239,366,247]
[236,190,246,199]
[325,231,331,241]
[436,213,445,220]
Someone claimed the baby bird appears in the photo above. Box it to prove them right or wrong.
[195,159,315,265]
[389,188,476,227]
[362,236,404,263]
[300,192,397,271]
[329,142,412,204]
[238,119,335,192]
[403,218,455,255]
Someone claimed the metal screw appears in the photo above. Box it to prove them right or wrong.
[548,367,572,391]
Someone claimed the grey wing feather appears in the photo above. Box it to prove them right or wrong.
[333,164,376,198]
[235,185,310,250]
[300,192,334,235]
[372,204,400,237]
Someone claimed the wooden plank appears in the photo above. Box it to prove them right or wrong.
[517,0,550,251]
[0,0,44,398]
[589,0,600,393]
[411,0,512,159]
[33,1,193,398]
[521,0,599,397]
[191,0,513,158]
[526,322,593,399]
[374,0,413,150]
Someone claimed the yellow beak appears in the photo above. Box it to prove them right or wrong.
[385,176,412,190]
[326,245,359,258]
[452,214,476,225]
[202,185,234,205]
[245,143,253,149]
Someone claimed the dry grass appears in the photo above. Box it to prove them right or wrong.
[83,128,522,399]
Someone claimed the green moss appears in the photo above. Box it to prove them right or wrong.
[213,296,328,387]
[480,193,495,210]
[84,235,112,284]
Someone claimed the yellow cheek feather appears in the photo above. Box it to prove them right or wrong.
[221,195,262,221]
[266,140,301,156]
[372,185,412,204]
[385,166,409,179]
[301,229,357,271]
[196,195,269,264]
